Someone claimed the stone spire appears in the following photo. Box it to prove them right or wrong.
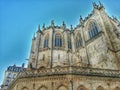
[42,23,45,30]
[38,25,40,30]
[37,25,41,32]
[80,16,84,26]
[51,20,54,27]
[92,1,104,10]
[62,21,66,29]
[70,25,73,30]
[112,16,120,23]
[92,2,98,9]
[99,1,104,8]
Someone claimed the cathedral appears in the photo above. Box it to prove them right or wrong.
[8,2,120,90]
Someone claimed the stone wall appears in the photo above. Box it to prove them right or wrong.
[9,75,120,90]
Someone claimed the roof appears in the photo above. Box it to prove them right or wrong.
[7,64,26,72]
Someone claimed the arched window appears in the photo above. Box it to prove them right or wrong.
[44,34,49,48]
[75,33,82,48]
[96,86,105,90]
[68,35,72,49]
[77,85,87,90]
[22,87,29,90]
[88,21,99,38]
[55,33,62,47]
[38,86,47,90]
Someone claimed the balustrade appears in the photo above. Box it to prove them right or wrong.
[15,66,120,79]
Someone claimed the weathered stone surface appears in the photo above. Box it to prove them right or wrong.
[7,2,120,90]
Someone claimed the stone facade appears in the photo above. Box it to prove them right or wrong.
[1,64,26,90]
[8,2,120,90]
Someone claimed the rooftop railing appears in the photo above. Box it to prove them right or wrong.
[17,66,120,78]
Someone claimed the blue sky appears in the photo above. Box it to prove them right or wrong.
[0,0,120,85]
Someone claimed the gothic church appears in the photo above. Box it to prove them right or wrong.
[8,2,120,90]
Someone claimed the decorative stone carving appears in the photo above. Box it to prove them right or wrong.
[7,2,120,90]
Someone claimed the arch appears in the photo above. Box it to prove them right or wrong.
[57,85,68,90]
[114,87,120,90]
[96,86,105,90]
[88,21,99,38]
[75,33,82,48]
[44,34,49,48]
[21,87,29,90]
[38,85,48,90]
[54,33,62,47]
[77,85,87,90]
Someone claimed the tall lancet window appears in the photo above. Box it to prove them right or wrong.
[55,33,62,47]
[68,35,72,49]
[75,33,82,48]
[44,34,49,48]
[88,21,99,38]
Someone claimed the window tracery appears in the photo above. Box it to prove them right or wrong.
[75,33,82,48]
[88,21,99,38]
[44,34,49,48]
[55,33,62,47]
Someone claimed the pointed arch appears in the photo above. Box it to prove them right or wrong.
[114,87,120,90]
[88,21,99,38]
[57,85,68,90]
[44,34,49,48]
[54,33,62,47]
[75,33,82,48]
[96,86,105,90]
[38,85,48,90]
[77,85,87,90]
[21,87,29,90]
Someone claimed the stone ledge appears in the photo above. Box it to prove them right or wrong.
[17,66,120,79]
